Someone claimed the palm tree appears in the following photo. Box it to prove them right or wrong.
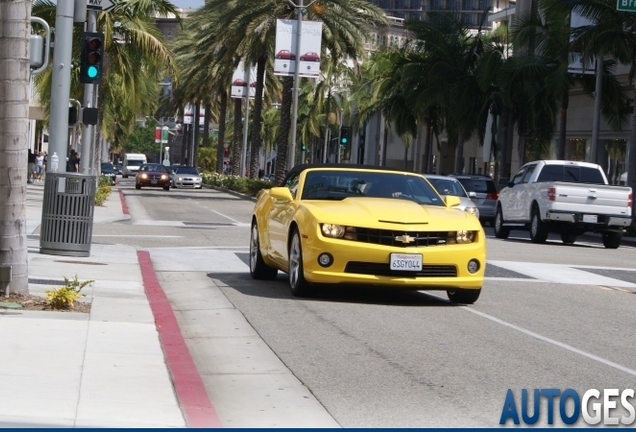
[0,0,31,293]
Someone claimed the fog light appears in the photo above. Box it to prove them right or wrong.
[318,253,333,267]
[467,259,480,274]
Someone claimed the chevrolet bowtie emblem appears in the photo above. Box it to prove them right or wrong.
[395,234,416,244]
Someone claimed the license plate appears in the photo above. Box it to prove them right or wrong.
[151,180,157,185]
[583,214,598,223]
[390,253,422,271]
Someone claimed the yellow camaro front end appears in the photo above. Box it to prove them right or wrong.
[250,165,486,304]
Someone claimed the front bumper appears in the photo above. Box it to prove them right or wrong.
[300,230,485,290]
[174,178,202,188]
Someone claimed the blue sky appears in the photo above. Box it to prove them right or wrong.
[171,0,203,8]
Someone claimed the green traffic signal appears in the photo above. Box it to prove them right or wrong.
[80,32,104,84]
[340,126,351,146]
[87,65,99,79]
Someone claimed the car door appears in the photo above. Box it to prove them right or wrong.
[267,173,300,265]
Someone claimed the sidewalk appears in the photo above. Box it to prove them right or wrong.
[0,181,219,427]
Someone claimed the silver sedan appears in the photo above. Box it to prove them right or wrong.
[171,166,203,189]
[424,174,480,220]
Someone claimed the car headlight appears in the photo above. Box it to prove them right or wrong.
[446,230,477,244]
[140,173,148,179]
[161,174,168,180]
[321,224,346,238]
[465,205,479,219]
[178,177,183,181]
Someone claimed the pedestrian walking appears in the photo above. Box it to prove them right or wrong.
[67,149,80,172]
[27,149,36,183]
[35,151,44,181]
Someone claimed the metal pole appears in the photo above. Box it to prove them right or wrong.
[288,0,304,169]
[240,64,250,177]
[590,57,603,164]
[47,0,75,171]
[80,10,97,173]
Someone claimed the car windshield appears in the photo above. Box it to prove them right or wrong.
[301,170,445,206]
[427,178,467,197]
[140,164,166,172]
[127,160,144,167]
[101,163,114,171]
[457,178,497,194]
[176,166,199,175]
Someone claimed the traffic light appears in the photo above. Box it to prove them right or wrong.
[340,126,351,146]
[301,143,307,151]
[80,32,104,84]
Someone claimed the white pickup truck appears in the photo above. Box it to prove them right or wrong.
[493,160,632,248]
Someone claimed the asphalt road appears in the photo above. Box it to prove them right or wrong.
[97,177,636,427]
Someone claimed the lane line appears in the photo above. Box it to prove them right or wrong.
[462,305,636,378]
[137,250,222,428]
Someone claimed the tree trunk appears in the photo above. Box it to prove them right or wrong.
[0,0,31,294]
[275,76,293,185]
[454,131,465,174]
[192,102,201,166]
[498,109,509,183]
[216,92,227,174]
[249,56,267,179]
[203,102,211,148]
[231,98,242,176]
[557,92,569,160]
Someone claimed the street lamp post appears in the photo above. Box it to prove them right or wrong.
[286,0,316,169]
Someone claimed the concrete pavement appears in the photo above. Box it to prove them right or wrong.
[1,180,339,428]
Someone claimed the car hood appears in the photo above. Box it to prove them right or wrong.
[301,198,480,230]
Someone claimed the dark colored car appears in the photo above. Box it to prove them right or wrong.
[450,174,498,225]
[100,162,116,185]
[114,164,123,176]
[300,52,320,62]
[135,163,171,191]
[275,49,295,60]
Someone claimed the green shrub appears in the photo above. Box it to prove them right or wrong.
[94,177,112,206]
[200,172,274,197]
[45,274,94,310]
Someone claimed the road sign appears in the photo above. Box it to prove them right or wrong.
[87,0,116,12]
[617,0,636,12]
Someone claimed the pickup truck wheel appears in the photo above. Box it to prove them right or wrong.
[602,231,622,249]
[560,232,576,244]
[494,207,510,239]
[447,288,481,304]
[530,207,548,243]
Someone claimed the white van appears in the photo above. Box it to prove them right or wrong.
[122,153,147,178]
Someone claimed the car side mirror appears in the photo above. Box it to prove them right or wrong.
[445,195,461,207]
[468,191,477,198]
[507,181,514,188]
[269,187,293,202]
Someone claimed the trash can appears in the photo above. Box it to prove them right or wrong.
[40,172,97,257]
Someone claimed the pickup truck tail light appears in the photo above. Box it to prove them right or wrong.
[486,192,498,200]
[548,187,556,201]
[629,193,632,208]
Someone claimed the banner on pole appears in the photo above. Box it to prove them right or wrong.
[274,19,322,78]
[183,103,194,125]
[231,61,258,99]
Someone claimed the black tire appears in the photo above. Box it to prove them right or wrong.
[447,288,481,304]
[602,231,622,249]
[163,185,170,191]
[135,184,141,190]
[560,232,577,244]
[493,207,510,239]
[288,229,313,297]
[249,222,278,280]
[530,207,548,243]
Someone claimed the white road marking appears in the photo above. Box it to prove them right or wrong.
[463,306,636,378]
[212,209,243,224]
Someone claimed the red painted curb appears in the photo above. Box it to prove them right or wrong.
[137,250,222,428]
[118,189,130,215]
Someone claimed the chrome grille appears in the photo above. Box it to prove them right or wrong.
[345,262,457,277]
[347,228,449,247]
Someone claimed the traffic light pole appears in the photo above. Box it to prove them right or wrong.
[288,0,304,169]
[48,0,75,171]
[80,10,97,174]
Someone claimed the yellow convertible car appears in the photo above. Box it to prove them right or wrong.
[250,164,486,303]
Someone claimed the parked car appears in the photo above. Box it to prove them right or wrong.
[135,163,171,190]
[300,52,320,62]
[450,174,498,226]
[250,164,485,304]
[100,162,117,185]
[425,174,479,220]
[114,164,123,176]
[171,166,202,189]
[275,49,295,60]
[494,160,632,247]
